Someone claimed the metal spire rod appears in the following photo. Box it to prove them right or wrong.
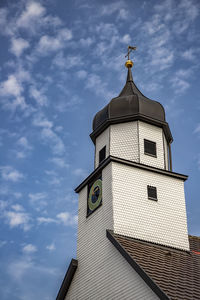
[125,45,137,60]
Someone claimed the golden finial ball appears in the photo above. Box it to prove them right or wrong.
[125,60,133,68]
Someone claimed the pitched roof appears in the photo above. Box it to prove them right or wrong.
[56,259,78,300]
[107,230,200,300]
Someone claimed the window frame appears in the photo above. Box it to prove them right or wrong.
[99,146,106,165]
[144,139,157,158]
[147,185,158,201]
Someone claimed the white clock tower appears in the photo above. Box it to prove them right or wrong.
[57,54,190,300]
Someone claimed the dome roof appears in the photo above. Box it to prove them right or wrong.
[91,68,172,144]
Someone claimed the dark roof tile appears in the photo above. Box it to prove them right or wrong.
[112,233,200,300]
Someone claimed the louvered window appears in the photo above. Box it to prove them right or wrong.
[144,139,157,157]
[99,146,106,165]
[147,185,157,201]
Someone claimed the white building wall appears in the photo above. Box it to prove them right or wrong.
[95,127,110,168]
[138,121,166,169]
[112,162,189,251]
[66,163,159,300]
[95,121,169,170]
[110,121,139,162]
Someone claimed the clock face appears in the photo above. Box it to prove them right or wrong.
[87,177,102,216]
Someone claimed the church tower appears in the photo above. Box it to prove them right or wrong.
[56,49,195,300]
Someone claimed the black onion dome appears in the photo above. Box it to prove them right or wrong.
[91,68,172,144]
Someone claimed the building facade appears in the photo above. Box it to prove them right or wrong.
[56,59,200,300]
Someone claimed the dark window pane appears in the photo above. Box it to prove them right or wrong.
[99,146,106,164]
[147,185,157,200]
[144,139,157,157]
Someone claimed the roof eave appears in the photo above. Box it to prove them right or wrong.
[90,115,173,145]
[56,258,78,300]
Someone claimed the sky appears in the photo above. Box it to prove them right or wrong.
[0,0,199,299]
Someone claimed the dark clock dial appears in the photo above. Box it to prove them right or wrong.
[88,179,102,213]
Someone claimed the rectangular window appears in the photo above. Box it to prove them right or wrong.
[147,185,157,201]
[144,139,157,157]
[99,146,106,165]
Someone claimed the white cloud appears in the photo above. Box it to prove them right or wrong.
[59,28,73,41]
[0,74,27,111]
[46,243,55,251]
[48,177,61,186]
[121,34,131,44]
[150,48,174,70]
[17,137,32,150]
[37,217,57,224]
[17,2,46,29]
[0,8,7,31]
[175,69,192,78]
[0,166,24,182]
[50,157,69,168]
[194,124,200,134]
[197,155,200,170]
[22,244,37,254]
[38,35,62,52]
[73,168,87,177]
[56,211,78,226]
[117,8,128,20]
[32,113,65,155]
[170,69,191,94]
[41,127,65,155]
[0,75,23,97]
[11,204,24,212]
[80,37,93,47]
[7,257,58,283]
[45,170,57,176]
[85,73,113,99]
[32,113,53,129]
[171,77,190,94]
[182,48,198,61]
[0,240,7,248]
[14,192,22,199]
[55,95,81,113]
[179,0,199,21]
[44,170,61,185]
[76,70,87,79]
[101,1,128,20]
[140,0,199,76]
[155,0,199,22]
[53,53,83,70]
[10,38,29,57]
[37,28,72,54]
[29,86,48,106]
[28,193,47,210]
[16,151,26,159]
[54,126,63,132]
[4,211,30,231]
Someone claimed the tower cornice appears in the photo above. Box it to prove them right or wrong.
[75,155,188,193]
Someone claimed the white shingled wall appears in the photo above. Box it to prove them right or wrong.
[95,121,169,170]
[110,121,139,162]
[66,163,159,300]
[112,162,189,251]
[138,121,166,169]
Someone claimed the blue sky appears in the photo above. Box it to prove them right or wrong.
[0,0,199,299]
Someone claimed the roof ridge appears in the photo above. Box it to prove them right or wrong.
[189,234,200,239]
[113,231,190,253]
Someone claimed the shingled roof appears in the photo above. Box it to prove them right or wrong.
[107,230,200,300]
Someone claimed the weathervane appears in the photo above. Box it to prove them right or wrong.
[125,45,137,68]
